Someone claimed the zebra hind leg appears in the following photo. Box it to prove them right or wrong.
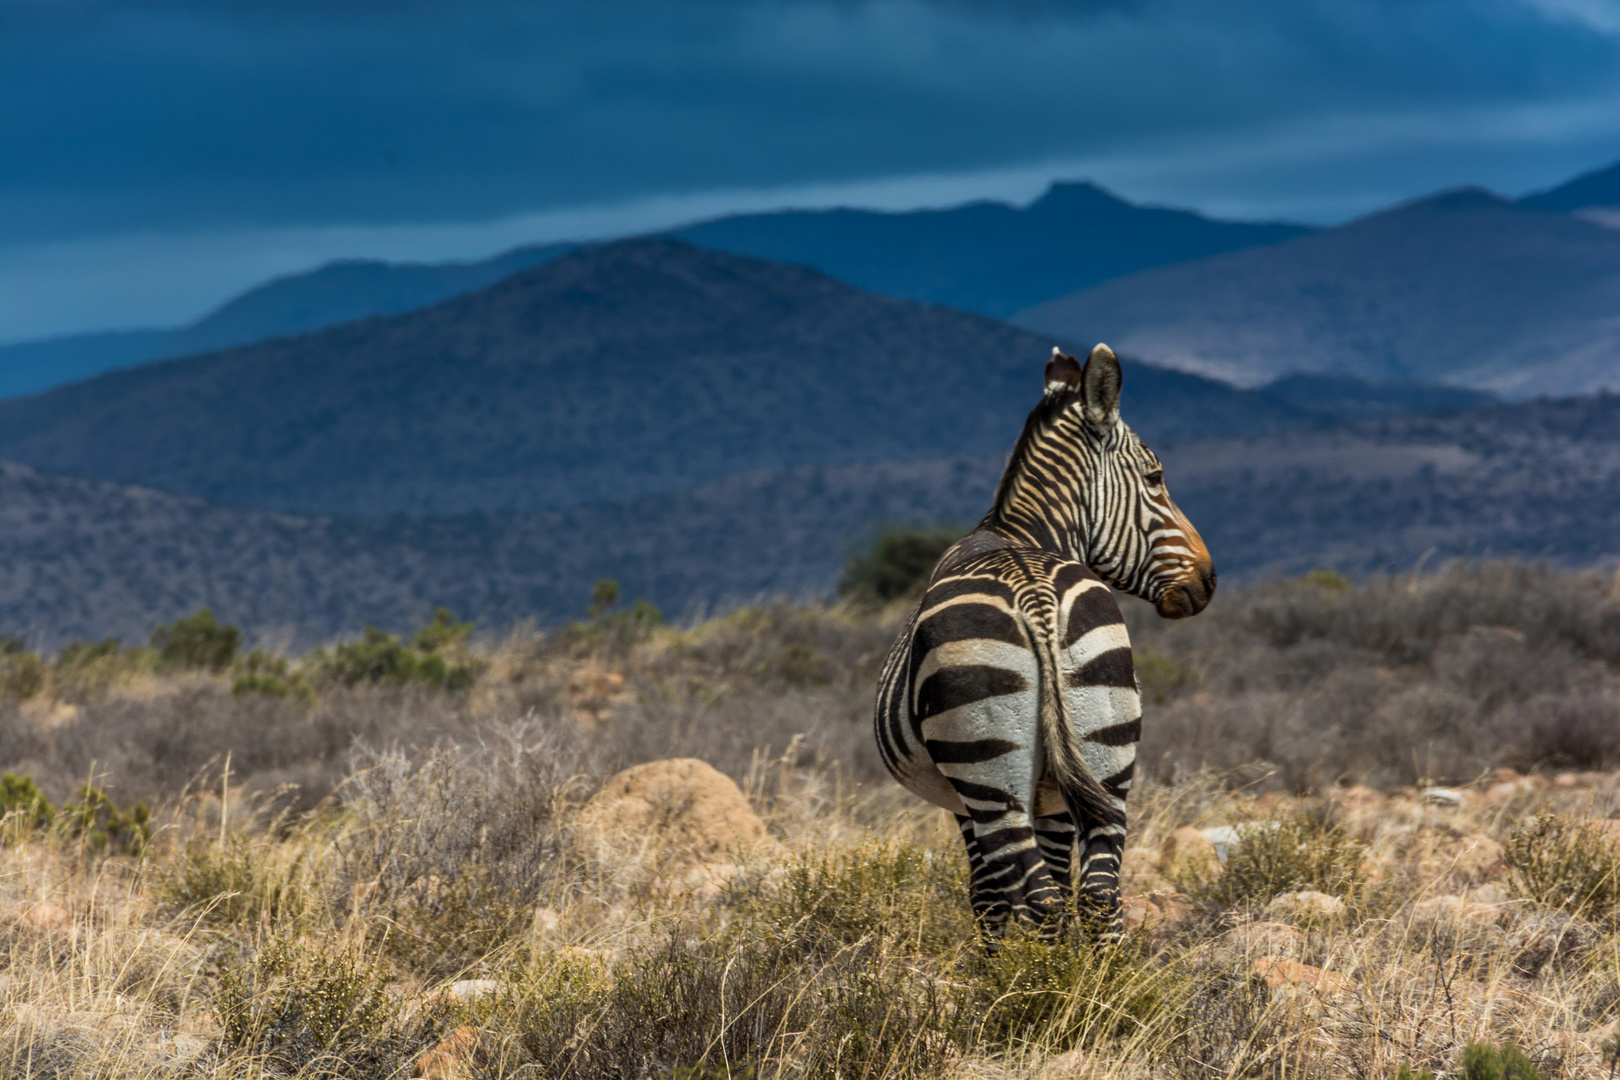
[1033,809,1077,937]
[1074,816,1127,942]
[953,812,1062,945]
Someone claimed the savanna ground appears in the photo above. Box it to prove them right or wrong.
[2,561,1620,1078]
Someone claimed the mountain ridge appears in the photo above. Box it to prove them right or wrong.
[1014,187,1620,397]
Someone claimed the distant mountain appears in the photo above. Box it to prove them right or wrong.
[1520,157,1620,213]
[0,243,580,400]
[0,240,1313,519]
[1257,373,1494,424]
[667,182,1309,318]
[1015,189,1620,398]
[0,183,1306,400]
[5,393,1619,645]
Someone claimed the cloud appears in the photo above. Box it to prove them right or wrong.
[1,0,1618,338]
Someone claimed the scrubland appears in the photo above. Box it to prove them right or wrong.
[2,562,1619,1079]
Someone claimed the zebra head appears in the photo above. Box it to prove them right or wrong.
[993,344,1215,619]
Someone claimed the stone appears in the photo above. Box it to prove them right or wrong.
[1421,787,1465,808]
[576,758,783,865]
[1411,894,1504,925]
[1485,779,1536,805]
[569,664,630,730]
[1553,772,1580,788]
[1160,827,1218,875]
[1252,957,1353,997]
[1120,896,1162,930]
[1221,920,1303,959]
[423,979,499,1009]
[1266,891,1346,921]
[16,902,70,933]
[415,1026,480,1080]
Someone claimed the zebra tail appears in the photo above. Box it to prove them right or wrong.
[1028,609,1124,833]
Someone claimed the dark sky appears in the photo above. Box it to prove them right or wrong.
[4,0,1620,340]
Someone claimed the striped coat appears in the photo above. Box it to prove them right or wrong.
[874,344,1214,937]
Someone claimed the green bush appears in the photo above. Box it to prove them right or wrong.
[150,608,241,672]
[1504,813,1620,922]
[0,772,53,833]
[311,609,482,691]
[1135,650,1189,704]
[217,937,425,1075]
[60,783,151,855]
[1456,1042,1547,1080]
[562,580,665,647]
[0,636,44,701]
[837,525,963,605]
[231,648,312,702]
[1175,809,1366,911]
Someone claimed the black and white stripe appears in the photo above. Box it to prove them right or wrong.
[874,344,1214,940]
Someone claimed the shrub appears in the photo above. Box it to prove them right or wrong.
[0,771,52,833]
[1175,809,1366,911]
[1504,813,1620,922]
[59,782,151,855]
[0,637,44,702]
[310,609,482,691]
[837,525,964,605]
[150,608,241,672]
[231,648,312,702]
[216,937,426,1075]
[50,638,151,702]
[158,834,308,927]
[967,930,1172,1053]
[1456,1042,1548,1080]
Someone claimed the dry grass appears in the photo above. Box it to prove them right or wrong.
[1,568,1619,1077]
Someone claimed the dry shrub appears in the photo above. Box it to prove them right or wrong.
[334,726,585,979]
[1504,814,1620,924]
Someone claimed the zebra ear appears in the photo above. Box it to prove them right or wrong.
[1044,348,1082,393]
[1081,343,1121,426]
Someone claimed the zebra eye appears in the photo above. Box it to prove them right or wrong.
[1145,469,1164,487]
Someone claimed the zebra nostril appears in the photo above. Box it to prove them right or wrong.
[1201,565,1217,595]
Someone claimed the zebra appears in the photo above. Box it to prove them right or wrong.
[874,343,1215,940]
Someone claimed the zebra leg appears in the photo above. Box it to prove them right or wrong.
[1072,763,1134,941]
[949,790,1062,938]
[1032,808,1077,915]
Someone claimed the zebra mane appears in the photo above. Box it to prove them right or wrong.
[982,388,1083,529]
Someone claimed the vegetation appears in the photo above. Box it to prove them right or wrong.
[0,563,1619,1078]
[837,524,964,605]
[150,607,240,672]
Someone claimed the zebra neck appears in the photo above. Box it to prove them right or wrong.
[979,443,1092,562]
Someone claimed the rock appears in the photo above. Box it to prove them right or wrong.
[1120,896,1162,930]
[576,758,782,866]
[1161,827,1217,875]
[16,902,70,933]
[1221,920,1303,959]
[1411,894,1504,925]
[1266,891,1347,921]
[1421,787,1465,808]
[1202,822,1280,862]
[532,907,562,934]
[415,1025,480,1080]
[424,980,499,1009]
[1553,772,1580,788]
[1252,957,1352,997]
[1333,784,1381,809]
[569,664,630,730]
[1120,846,1162,888]
[1485,779,1537,805]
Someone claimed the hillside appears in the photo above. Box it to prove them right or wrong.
[1520,156,1620,212]
[0,184,1305,400]
[0,240,1311,518]
[0,244,579,400]
[5,394,1619,646]
[1016,189,1620,398]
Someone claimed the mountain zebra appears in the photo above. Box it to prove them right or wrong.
[874,344,1215,939]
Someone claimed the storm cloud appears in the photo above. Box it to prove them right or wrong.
[3,0,1619,338]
